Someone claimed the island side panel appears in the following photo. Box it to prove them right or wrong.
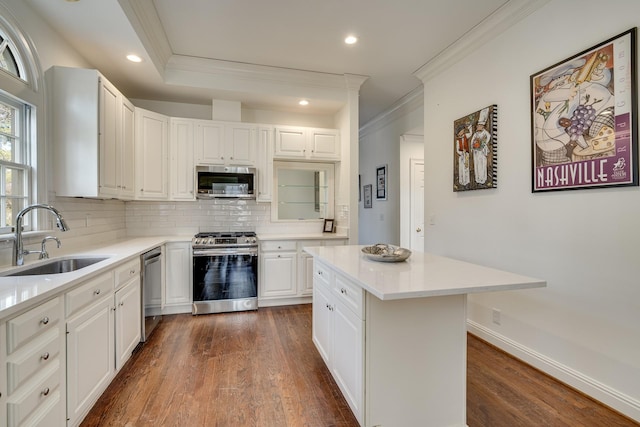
[365,292,467,427]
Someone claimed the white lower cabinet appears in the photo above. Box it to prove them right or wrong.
[66,294,115,427]
[312,261,364,424]
[66,259,142,427]
[2,297,66,427]
[115,277,141,371]
[164,242,192,311]
[259,239,346,305]
[259,241,297,299]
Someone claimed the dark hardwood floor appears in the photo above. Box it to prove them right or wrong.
[81,305,638,427]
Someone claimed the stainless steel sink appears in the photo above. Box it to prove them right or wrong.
[2,257,109,277]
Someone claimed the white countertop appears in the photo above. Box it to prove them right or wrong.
[0,236,183,319]
[304,245,546,300]
[0,233,349,320]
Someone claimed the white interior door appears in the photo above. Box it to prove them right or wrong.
[410,159,424,251]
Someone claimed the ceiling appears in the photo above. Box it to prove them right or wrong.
[25,0,509,126]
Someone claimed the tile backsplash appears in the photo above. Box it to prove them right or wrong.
[0,196,341,267]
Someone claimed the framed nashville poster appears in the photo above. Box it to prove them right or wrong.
[530,28,638,192]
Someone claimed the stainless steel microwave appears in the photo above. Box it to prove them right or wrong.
[196,165,257,199]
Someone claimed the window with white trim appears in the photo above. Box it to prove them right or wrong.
[0,94,30,232]
[0,21,33,234]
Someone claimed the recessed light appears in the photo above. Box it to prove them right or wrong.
[299,99,309,106]
[126,54,142,63]
[345,35,358,45]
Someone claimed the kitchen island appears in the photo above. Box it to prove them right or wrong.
[304,245,546,427]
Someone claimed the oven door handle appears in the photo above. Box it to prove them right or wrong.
[193,249,258,257]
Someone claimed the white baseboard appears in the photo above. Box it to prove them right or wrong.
[258,296,311,307]
[467,320,640,422]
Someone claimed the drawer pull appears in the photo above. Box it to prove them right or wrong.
[41,387,50,396]
[317,271,323,276]
[130,269,136,275]
[340,288,347,295]
[40,316,49,325]
[119,302,124,307]
[41,352,50,361]
[94,289,101,295]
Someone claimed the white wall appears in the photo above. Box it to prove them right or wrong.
[358,89,423,245]
[421,0,640,419]
[0,0,128,267]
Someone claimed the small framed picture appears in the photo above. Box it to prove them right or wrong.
[363,184,372,208]
[323,218,335,233]
[376,164,387,200]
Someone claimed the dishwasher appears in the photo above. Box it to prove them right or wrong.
[141,247,163,341]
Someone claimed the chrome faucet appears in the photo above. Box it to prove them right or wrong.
[13,204,69,266]
[39,236,61,260]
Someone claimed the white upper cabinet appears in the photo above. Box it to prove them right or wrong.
[49,66,135,199]
[169,118,195,200]
[274,126,340,161]
[256,126,274,202]
[195,121,257,166]
[135,108,169,200]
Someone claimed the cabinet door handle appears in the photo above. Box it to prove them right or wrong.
[340,288,347,295]
[40,316,49,325]
[41,387,50,396]
[120,302,124,307]
[41,352,50,361]
[94,289,101,295]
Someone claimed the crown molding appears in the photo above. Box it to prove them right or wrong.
[164,55,354,101]
[344,73,369,91]
[359,85,423,137]
[118,0,172,76]
[413,0,550,83]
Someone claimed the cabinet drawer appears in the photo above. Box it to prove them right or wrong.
[115,258,140,288]
[7,360,60,427]
[7,297,61,355]
[261,240,296,252]
[313,261,332,288]
[334,274,364,318]
[7,328,60,394]
[65,272,114,317]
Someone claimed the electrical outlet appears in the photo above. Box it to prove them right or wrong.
[492,308,501,325]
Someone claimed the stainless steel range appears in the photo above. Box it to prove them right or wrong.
[192,231,258,315]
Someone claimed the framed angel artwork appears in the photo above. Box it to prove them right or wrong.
[453,104,498,191]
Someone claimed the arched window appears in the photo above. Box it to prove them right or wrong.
[0,32,22,79]
[0,12,39,233]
